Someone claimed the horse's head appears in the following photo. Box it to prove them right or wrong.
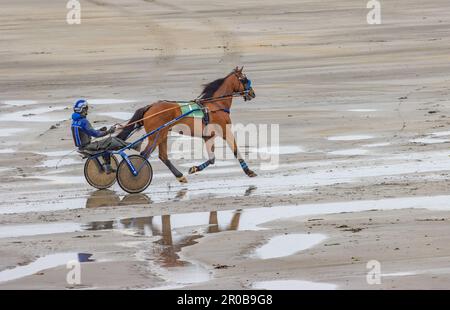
[232,66,256,101]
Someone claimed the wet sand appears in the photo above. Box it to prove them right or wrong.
[1,0,450,289]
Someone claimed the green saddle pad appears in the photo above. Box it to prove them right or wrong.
[177,102,205,118]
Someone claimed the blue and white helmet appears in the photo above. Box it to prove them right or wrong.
[73,99,88,113]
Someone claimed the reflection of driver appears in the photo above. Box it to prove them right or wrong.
[85,189,121,208]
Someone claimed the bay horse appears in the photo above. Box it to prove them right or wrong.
[116,67,256,183]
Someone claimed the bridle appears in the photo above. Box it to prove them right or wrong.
[193,72,254,104]
[233,72,254,101]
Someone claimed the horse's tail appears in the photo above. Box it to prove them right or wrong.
[116,105,152,141]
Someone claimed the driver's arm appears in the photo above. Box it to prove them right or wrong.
[81,119,108,138]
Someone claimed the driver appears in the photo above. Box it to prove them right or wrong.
[71,99,128,174]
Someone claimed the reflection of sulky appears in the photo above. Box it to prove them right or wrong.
[85,188,190,208]
[85,189,152,208]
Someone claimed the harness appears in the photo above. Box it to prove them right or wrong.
[198,106,231,126]
[196,74,251,126]
[116,73,252,129]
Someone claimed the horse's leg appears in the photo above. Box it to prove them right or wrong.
[223,128,257,177]
[140,134,158,158]
[158,135,187,183]
[188,135,216,174]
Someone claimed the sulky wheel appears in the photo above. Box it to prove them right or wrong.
[84,155,119,189]
[116,155,153,194]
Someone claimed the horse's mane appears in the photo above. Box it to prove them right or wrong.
[199,73,231,99]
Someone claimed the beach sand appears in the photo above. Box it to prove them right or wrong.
[1,0,450,289]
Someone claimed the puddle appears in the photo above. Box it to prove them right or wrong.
[0,198,87,215]
[84,210,243,238]
[36,150,75,157]
[88,99,135,105]
[0,222,82,238]
[0,148,16,154]
[24,149,450,212]
[382,271,417,277]
[180,160,235,168]
[252,280,337,290]
[362,142,390,148]
[1,100,39,106]
[431,131,450,137]
[346,109,377,112]
[82,193,450,287]
[85,189,152,208]
[381,267,450,278]
[36,175,86,184]
[0,106,67,122]
[147,284,185,290]
[250,146,304,155]
[98,112,133,120]
[0,128,28,137]
[327,135,374,141]
[167,141,304,160]
[85,209,243,286]
[410,137,450,144]
[38,157,82,168]
[163,166,241,177]
[7,149,450,214]
[0,252,94,284]
[5,193,450,286]
[254,234,327,259]
[149,263,211,285]
[328,149,368,156]
[87,194,450,236]
[0,190,158,215]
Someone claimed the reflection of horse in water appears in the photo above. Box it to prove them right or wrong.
[86,211,242,267]
[156,210,242,267]
[84,189,243,267]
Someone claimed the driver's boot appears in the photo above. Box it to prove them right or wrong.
[103,164,116,174]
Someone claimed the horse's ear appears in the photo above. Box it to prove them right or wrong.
[234,66,239,72]
[239,66,244,73]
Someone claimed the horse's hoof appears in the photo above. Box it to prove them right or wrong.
[177,176,188,183]
[246,170,257,177]
[188,166,198,174]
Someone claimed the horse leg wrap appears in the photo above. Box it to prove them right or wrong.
[189,158,215,174]
[197,162,209,171]
[239,159,249,171]
[239,159,257,177]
